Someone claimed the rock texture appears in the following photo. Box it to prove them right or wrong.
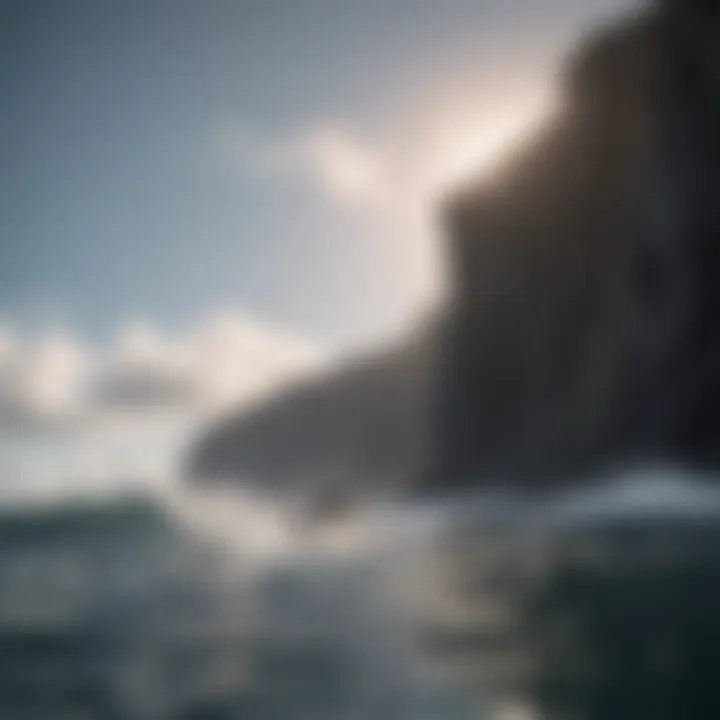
[189,0,720,500]
[427,0,720,491]
[187,327,436,513]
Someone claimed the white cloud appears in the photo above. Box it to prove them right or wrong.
[215,122,390,210]
[0,329,90,431]
[113,321,185,367]
[22,332,89,416]
[0,311,323,502]
[0,310,322,432]
[94,321,194,412]
[290,126,388,206]
[189,310,321,410]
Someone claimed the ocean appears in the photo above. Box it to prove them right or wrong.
[3,469,720,719]
[0,488,480,719]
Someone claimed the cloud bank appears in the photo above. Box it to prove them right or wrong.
[0,311,321,433]
[0,310,323,501]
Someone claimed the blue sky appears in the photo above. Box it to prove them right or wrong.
[0,0,637,494]
[1,0,634,347]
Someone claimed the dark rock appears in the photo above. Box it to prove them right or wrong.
[187,1,720,503]
[187,328,435,514]
[426,0,720,491]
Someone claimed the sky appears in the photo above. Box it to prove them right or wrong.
[0,0,636,496]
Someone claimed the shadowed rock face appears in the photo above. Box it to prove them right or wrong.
[427,0,720,492]
[189,1,720,504]
[187,328,436,514]
[417,8,720,715]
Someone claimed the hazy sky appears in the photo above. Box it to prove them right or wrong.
[1,0,635,347]
[1,0,639,493]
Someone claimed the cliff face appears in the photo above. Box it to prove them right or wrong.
[188,0,720,505]
[428,0,720,490]
[187,327,436,513]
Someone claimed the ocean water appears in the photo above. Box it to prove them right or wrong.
[0,488,481,720]
[3,469,720,719]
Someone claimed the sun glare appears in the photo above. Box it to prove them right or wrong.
[387,84,555,303]
[423,91,554,198]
